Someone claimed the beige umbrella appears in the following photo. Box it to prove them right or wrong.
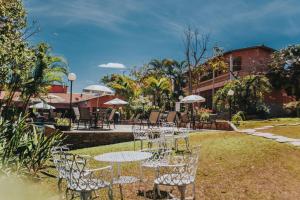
[42,94,65,103]
[180,95,206,104]
[29,101,55,110]
[104,98,128,105]
[180,95,206,129]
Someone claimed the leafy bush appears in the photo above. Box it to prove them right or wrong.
[199,112,210,121]
[255,104,270,119]
[283,101,300,117]
[231,111,245,126]
[214,75,271,116]
[0,115,64,176]
[55,118,70,126]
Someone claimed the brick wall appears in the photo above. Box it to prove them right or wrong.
[62,131,133,149]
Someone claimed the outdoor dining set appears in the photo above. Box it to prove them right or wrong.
[51,123,200,200]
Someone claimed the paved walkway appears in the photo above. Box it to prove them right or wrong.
[237,124,300,147]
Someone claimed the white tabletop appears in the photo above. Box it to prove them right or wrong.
[94,151,152,163]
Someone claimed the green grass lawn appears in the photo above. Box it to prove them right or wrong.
[238,117,300,129]
[39,129,300,199]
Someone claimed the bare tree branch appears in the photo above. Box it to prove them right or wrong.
[183,26,209,95]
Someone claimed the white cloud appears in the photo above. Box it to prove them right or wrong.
[98,63,126,69]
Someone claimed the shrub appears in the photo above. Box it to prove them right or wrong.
[214,75,271,116]
[55,118,70,126]
[198,111,210,121]
[232,111,245,126]
[255,104,270,119]
[283,101,300,117]
[0,115,64,176]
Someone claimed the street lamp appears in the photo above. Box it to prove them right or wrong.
[68,73,77,128]
[179,95,184,101]
[227,89,234,121]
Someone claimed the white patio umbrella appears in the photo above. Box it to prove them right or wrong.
[83,84,114,94]
[42,94,65,103]
[104,98,128,105]
[180,95,205,129]
[30,101,55,110]
[83,84,115,108]
[180,95,206,104]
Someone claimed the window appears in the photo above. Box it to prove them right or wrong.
[233,57,242,71]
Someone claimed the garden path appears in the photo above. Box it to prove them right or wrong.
[237,123,300,147]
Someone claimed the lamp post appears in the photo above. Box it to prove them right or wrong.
[68,73,77,128]
[227,89,234,121]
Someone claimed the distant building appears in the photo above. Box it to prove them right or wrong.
[0,84,118,113]
[185,45,295,115]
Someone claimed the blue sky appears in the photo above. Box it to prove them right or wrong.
[25,0,300,92]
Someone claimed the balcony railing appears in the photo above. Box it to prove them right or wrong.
[192,73,230,90]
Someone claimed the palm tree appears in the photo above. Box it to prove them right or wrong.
[21,43,68,110]
[142,76,171,108]
[106,74,139,101]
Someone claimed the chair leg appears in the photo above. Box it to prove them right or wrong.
[80,191,91,200]
[153,184,158,200]
[65,188,70,200]
[178,185,187,200]
[192,182,196,200]
[58,178,63,192]
[119,184,124,200]
[185,138,190,151]
[108,185,113,200]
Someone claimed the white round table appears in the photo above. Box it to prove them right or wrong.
[94,151,152,163]
[94,151,152,200]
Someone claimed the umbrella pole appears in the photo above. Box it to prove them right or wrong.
[191,103,195,130]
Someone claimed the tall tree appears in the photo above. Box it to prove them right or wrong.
[183,26,209,95]
[103,74,139,101]
[21,43,68,109]
[268,45,300,99]
[0,0,67,119]
[142,76,171,108]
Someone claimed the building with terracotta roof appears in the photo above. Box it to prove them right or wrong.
[0,84,118,112]
[186,45,295,114]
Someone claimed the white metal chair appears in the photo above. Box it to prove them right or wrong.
[51,146,72,192]
[141,149,172,173]
[65,154,113,200]
[174,128,190,152]
[153,146,200,200]
[141,148,173,198]
[160,122,176,150]
[146,127,165,150]
[132,126,148,150]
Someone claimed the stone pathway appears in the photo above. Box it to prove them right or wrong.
[237,124,300,147]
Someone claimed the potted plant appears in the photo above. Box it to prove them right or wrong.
[54,118,70,131]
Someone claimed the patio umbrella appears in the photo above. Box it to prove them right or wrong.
[104,98,128,124]
[180,95,206,129]
[30,101,55,110]
[83,84,115,108]
[180,95,205,104]
[104,98,128,105]
[41,94,65,103]
[83,84,114,95]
